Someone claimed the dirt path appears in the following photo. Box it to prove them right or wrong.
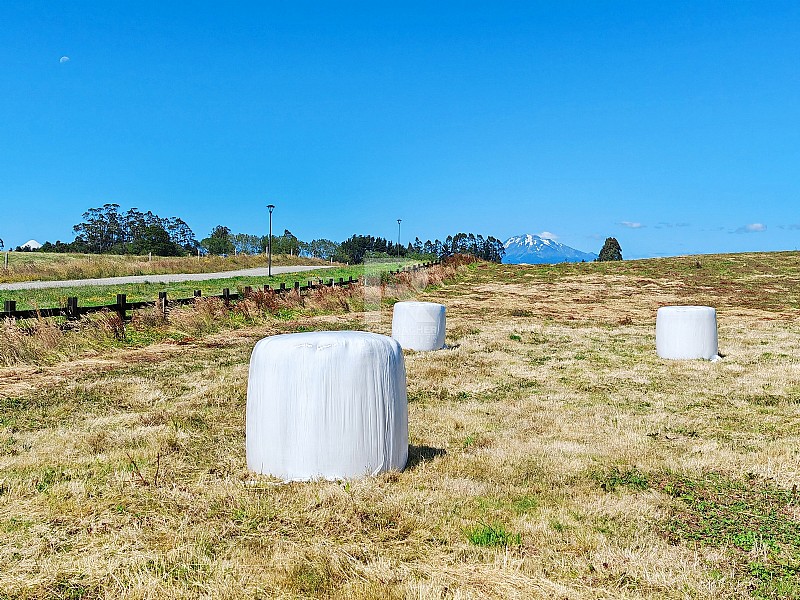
[0,265,334,291]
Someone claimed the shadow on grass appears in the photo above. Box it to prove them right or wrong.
[406,444,447,470]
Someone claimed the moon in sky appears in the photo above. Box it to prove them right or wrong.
[59,56,70,64]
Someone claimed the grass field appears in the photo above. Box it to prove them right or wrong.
[1,253,800,598]
[0,261,413,311]
[0,251,329,285]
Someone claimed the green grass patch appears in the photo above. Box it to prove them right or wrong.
[465,523,521,547]
[658,472,800,599]
[595,467,650,492]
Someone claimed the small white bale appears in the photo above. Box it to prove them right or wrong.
[391,301,446,351]
[246,331,408,481]
[656,306,719,360]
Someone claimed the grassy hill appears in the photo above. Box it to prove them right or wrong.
[1,253,799,598]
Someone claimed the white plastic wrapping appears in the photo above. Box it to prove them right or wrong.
[656,306,719,360]
[391,301,446,351]
[246,331,408,481]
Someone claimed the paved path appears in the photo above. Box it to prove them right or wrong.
[0,265,335,291]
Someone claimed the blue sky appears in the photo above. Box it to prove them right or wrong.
[1,1,798,259]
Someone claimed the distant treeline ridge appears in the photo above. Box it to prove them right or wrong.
[9,203,505,264]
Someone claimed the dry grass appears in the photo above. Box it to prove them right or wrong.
[1,254,800,598]
[0,251,328,284]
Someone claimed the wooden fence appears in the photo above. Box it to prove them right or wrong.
[0,262,440,321]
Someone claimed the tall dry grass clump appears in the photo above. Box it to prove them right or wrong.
[0,317,63,365]
[0,311,128,366]
[308,285,358,313]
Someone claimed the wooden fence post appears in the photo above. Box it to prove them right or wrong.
[222,288,230,304]
[279,283,286,292]
[294,281,300,291]
[194,290,202,298]
[67,297,78,320]
[244,286,252,296]
[158,291,168,318]
[264,284,270,292]
[3,300,16,317]
[116,294,127,321]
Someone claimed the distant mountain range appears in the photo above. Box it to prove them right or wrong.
[503,234,597,264]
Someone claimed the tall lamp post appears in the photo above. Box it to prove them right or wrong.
[267,204,275,277]
[397,219,402,258]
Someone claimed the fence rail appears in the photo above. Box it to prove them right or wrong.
[0,262,440,321]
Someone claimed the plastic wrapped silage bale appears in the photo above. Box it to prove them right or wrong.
[656,306,719,360]
[391,301,446,351]
[246,331,408,481]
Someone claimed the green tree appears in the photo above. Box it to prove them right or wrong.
[129,224,183,256]
[597,237,623,261]
[164,217,198,253]
[301,239,339,260]
[73,203,123,253]
[231,233,262,255]
[200,226,235,255]
[272,229,301,255]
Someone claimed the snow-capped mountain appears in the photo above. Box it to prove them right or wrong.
[503,234,597,264]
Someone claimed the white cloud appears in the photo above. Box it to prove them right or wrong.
[620,221,644,229]
[59,56,70,64]
[537,231,558,240]
[735,223,766,233]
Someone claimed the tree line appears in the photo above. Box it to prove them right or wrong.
[199,229,506,264]
[31,204,198,256]
[12,203,506,264]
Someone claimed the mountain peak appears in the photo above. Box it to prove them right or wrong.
[503,234,597,264]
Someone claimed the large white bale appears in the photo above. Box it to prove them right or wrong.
[247,331,408,481]
[391,301,446,351]
[656,306,719,360]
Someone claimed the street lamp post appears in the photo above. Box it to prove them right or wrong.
[397,219,402,258]
[267,204,275,277]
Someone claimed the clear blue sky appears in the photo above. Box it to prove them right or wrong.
[2,1,798,259]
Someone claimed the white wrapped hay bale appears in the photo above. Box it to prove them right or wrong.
[246,331,408,481]
[656,306,719,360]
[391,301,446,351]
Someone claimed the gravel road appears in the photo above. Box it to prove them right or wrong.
[0,265,335,291]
